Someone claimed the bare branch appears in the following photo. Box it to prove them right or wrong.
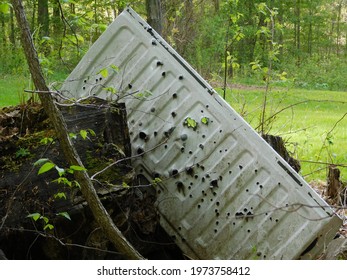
[91,137,169,180]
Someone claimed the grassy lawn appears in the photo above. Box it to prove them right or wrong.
[0,72,68,107]
[0,75,32,107]
[221,86,347,182]
[1,75,346,182]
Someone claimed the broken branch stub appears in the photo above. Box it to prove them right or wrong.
[327,165,343,203]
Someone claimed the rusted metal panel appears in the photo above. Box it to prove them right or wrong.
[61,7,342,259]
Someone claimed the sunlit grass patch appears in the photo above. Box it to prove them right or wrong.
[220,86,347,182]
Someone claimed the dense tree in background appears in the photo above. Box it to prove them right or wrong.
[146,0,163,34]
[0,0,346,90]
[37,0,49,37]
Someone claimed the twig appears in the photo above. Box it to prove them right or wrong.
[300,160,347,168]
[317,111,347,161]
[256,98,347,131]
[4,227,122,255]
[91,137,170,180]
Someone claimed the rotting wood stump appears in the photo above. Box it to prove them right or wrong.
[327,164,343,204]
[262,134,301,173]
[0,99,182,260]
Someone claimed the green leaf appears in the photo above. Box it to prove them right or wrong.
[15,147,30,158]
[43,224,54,230]
[104,86,117,94]
[55,166,65,176]
[152,177,162,186]
[34,158,50,166]
[69,132,77,139]
[41,216,49,224]
[91,23,99,29]
[53,177,72,187]
[38,162,55,175]
[54,192,67,200]
[80,129,88,140]
[27,213,41,221]
[57,212,71,221]
[98,68,109,78]
[135,90,153,100]
[184,117,198,129]
[74,181,81,189]
[110,64,119,72]
[88,129,96,137]
[98,24,108,32]
[40,137,54,145]
[69,165,87,171]
[201,117,210,125]
[144,90,152,97]
[232,62,240,69]
[0,3,10,14]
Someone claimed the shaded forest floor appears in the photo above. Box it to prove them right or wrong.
[0,101,183,259]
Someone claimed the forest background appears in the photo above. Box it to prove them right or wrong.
[0,0,346,183]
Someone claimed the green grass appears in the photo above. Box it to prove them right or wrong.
[0,72,68,107]
[221,86,347,182]
[0,75,32,107]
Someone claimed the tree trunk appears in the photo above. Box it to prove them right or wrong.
[295,0,301,65]
[307,6,313,56]
[30,0,36,31]
[277,1,284,59]
[37,0,49,37]
[336,0,342,56]
[10,0,144,260]
[9,7,16,47]
[213,0,220,13]
[51,0,62,38]
[146,0,163,35]
[0,12,5,48]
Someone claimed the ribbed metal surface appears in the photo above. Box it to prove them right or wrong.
[61,7,342,259]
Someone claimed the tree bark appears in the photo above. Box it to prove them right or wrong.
[9,7,16,47]
[37,0,49,37]
[213,0,220,13]
[295,0,301,64]
[51,0,62,38]
[336,0,343,56]
[146,0,163,35]
[0,12,5,48]
[10,0,144,260]
[327,165,342,203]
[307,6,313,56]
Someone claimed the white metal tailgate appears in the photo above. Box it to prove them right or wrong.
[61,7,342,259]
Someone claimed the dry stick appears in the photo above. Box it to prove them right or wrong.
[255,99,347,131]
[5,227,123,255]
[11,0,144,260]
[91,137,169,180]
[300,160,347,168]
